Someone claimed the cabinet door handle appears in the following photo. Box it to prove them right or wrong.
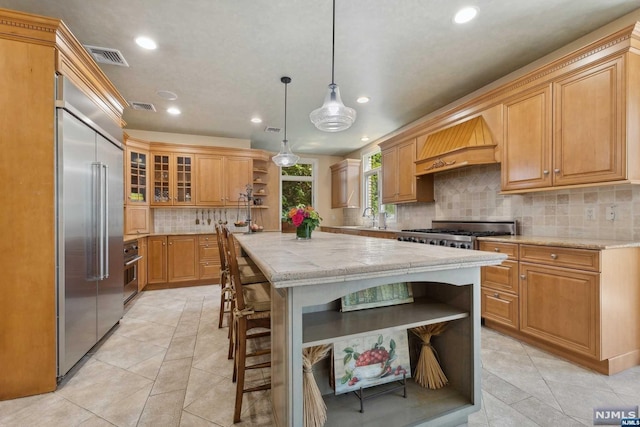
[550,253,557,259]
[554,169,560,173]
[520,274,526,279]
[494,248,500,252]
[543,170,549,175]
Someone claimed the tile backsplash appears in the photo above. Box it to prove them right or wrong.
[153,208,245,234]
[396,163,640,240]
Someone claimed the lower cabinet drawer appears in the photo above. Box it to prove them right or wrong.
[199,261,219,280]
[481,260,518,293]
[481,288,519,329]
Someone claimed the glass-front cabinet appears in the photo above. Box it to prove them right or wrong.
[127,149,148,204]
[151,153,194,206]
[124,139,150,234]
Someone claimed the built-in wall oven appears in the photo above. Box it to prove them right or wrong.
[123,241,142,303]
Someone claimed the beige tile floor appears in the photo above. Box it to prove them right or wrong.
[0,284,639,427]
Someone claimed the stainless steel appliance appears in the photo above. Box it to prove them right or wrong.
[397,220,517,249]
[124,241,142,303]
[56,76,124,378]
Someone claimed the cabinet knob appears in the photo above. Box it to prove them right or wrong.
[205,244,209,247]
[520,274,526,279]
[493,293,499,298]
[554,169,560,173]
[550,253,557,259]
[543,170,549,175]
[162,242,166,246]
[494,248,500,252]
[169,242,173,245]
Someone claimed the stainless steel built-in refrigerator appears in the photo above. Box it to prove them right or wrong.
[56,76,124,378]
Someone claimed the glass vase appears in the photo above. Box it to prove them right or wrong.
[296,223,313,240]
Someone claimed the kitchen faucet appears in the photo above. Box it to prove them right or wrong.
[362,207,376,228]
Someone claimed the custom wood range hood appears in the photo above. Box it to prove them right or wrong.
[415,116,498,175]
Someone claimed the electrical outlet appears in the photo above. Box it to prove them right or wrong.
[606,205,616,221]
[584,207,596,220]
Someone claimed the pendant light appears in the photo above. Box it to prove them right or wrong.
[272,76,300,167]
[309,0,356,132]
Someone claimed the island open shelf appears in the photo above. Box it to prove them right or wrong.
[302,297,468,348]
[233,231,506,426]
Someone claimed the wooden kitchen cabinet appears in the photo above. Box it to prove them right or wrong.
[501,85,553,191]
[481,239,640,374]
[552,57,625,186]
[138,237,148,291]
[123,140,151,234]
[381,138,434,204]
[519,262,599,358]
[150,153,195,206]
[479,241,519,329]
[330,159,361,208]
[195,154,252,206]
[147,236,168,284]
[167,235,198,282]
[198,234,221,280]
[502,55,636,192]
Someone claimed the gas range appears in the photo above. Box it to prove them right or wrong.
[397,220,517,249]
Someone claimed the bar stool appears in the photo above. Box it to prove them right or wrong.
[215,224,266,329]
[226,231,271,423]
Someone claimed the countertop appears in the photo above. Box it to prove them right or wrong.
[233,230,506,289]
[478,235,640,250]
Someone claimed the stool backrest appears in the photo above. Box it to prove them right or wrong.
[225,229,247,311]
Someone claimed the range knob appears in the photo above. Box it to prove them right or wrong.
[397,237,403,241]
[429,240,436,245]
[419,239,427,244]
[439,240,446,246]
[449,242,457,248]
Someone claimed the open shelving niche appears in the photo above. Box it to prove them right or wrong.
[252,162,269,209]
[301,282,478,427]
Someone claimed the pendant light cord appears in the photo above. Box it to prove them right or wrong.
[331,0,336,85]
[284,80,288,141]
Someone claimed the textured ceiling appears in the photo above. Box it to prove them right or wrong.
[2,1,639,155]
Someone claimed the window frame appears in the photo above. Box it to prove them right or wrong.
[279,157,318,221]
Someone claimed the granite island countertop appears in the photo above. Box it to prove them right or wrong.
[478,235,640,250]
[234,230,506,288]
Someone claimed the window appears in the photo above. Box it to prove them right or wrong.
[363,150,395,221]
[280,159,317,218]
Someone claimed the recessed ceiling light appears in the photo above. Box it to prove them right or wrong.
[135,36,157,50]
[167,107,181,115]
[356,96,370,104]
[251,117,263,124]
[156,90,178,100]
[453,7,478,24]
[361,136,370,142]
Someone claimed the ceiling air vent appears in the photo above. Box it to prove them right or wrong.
[264,126,281,133]
[84,45,130,67]
[130,102,157,112]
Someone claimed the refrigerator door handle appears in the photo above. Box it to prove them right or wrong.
[92,161,103,280]
[102,163,109,279]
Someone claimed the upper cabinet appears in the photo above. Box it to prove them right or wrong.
[381,138,434,204]
[195,155,252,206]
[330,159,361,208]
[151,152,195,206]
[502,57,628,192]
[501,85,553,191]
[124,137,151,234]
[552,58,625,187]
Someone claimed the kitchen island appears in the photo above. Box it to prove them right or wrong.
[234,231,506,427]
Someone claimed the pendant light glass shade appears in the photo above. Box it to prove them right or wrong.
[309,0,356,132]
[309,83,356,132]
[272,140,299,167]
[273,76,300,167]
